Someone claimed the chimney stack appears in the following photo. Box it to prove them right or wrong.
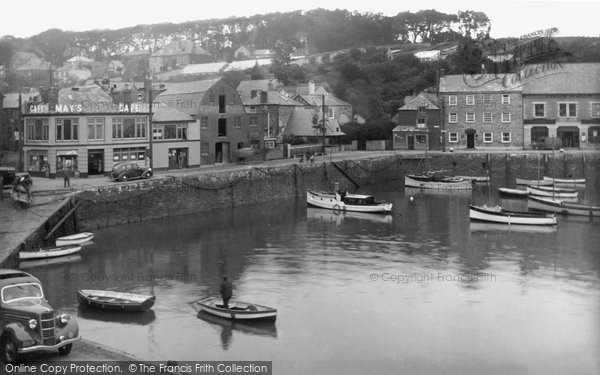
[308,80,315,95]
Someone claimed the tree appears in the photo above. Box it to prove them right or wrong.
[458,11,491,40]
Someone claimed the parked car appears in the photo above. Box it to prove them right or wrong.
[110,162,152,182]
[0,269,80,363]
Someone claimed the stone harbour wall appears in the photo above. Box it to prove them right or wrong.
[74,152,600,230]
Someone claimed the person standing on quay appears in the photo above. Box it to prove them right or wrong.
[63,165,71,188]
[219,276,233,308]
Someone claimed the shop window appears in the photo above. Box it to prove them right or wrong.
[112,117,147,139]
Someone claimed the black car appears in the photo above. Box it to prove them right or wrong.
[110,162,152,182]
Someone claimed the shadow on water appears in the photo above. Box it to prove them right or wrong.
[196,311,277,350]
[77,304,157,325]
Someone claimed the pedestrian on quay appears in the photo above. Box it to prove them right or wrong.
[219,275,233,308]
[63,165,71,188]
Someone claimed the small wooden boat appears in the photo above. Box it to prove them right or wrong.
[457,175,490,183]
[516,178,553,187]
[529,185,577,193]
[498,187,528,197]
[527,186,578,201]
[196,311,278,338]
[405,174,472,190]
[77,289,156,312]
[20,254,82,269]
[19,244,82,260]
[543,176,585,185]
[527,196,600,217]
[192,296,277,322]
[469,204,557,225]
[307,190,392,213]
[56,232,94,246]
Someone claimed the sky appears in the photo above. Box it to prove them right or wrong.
[1,0,598,39]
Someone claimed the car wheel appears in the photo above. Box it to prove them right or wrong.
[1,334,19,364]
[58,344,72,356]
[120,174,129,182]
[144,171,153,179]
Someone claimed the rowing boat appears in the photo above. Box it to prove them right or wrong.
[192,296,277,322]
[19,244,82,260]
[469,204,557,225]
[527,196,600,217]
[77,289,156,312]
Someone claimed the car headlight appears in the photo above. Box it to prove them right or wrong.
[28,318,38,330]
[59,313,70,325]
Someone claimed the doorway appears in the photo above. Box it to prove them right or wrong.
[407,134,415,150]
[168,148,188,169]
[557,127,580,148]
[215,142,230,163]
[87,150,104,175]
[466,129,476,149]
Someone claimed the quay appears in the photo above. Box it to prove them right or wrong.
[2,149,599,268]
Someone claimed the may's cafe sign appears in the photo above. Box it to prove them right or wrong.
[28,102,149,114]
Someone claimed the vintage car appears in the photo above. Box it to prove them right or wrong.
[110,161,153,182]
[0,269,80,363]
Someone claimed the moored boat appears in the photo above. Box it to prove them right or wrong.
[457,175,490,183]
[543,176,586,185]
[516,178,553,187]
[469,204,557,225]
[498,187,528,197]
[77,289,156,312]
[192,296,277,322]
[529,185,578,193]
[306,190,392,213]
[527,196,600,217]
[56,232,94,246]
[405,174,472,190]
[19,244,82,260]
[527,186,578,201]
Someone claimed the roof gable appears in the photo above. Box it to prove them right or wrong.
[400,92,440,110]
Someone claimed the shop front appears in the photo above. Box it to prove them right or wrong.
[27,150,50,177]
[57,150,79,177]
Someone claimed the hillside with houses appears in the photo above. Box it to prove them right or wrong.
[1,8,599,177]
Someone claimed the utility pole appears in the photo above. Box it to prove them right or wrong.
[321,94,326,154]
[18,93,23,172]
[147,75,154,170]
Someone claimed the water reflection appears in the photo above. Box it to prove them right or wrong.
[306,207,392,225]
[469,221,558,234]
[78,305,156,325]
[25,182,600,375]
[196,311,278,350]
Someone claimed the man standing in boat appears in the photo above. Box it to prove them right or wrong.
[220,276,233,308]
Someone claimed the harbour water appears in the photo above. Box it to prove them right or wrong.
[24,182,600,375]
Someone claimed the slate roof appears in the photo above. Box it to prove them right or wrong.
[179,62,228,75]
[156,78,220,96]
[522,63,600,95]
[2,90,40,109]
[67,56,94,63]
[236,79,278,103]
[295,94,351,107]
[440,73,522,92]
[151,40,210,57]
[399,92,440,110]
[224,59,272,71]
[153,107,195,122]
[284,108,345,137]
[154,78,221,115]
[245,91,302,106]
[58,86,113,105]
